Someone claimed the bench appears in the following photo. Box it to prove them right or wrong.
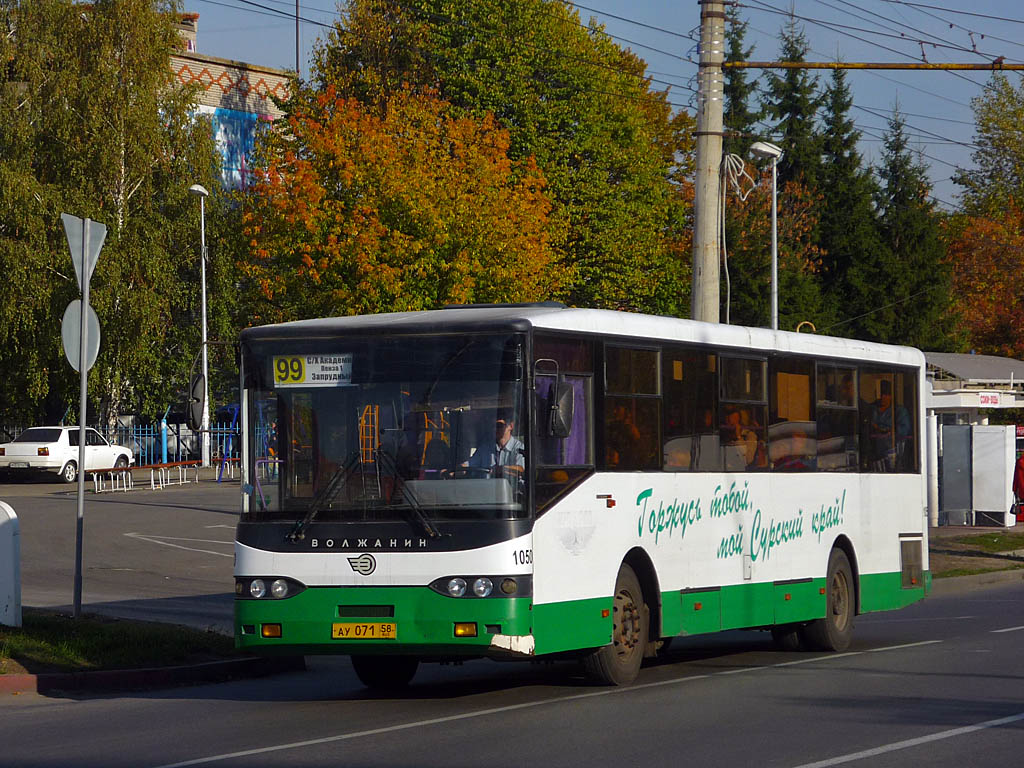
[86,466,134,493]
[148,460,201,489]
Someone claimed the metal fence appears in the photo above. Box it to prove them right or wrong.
[1,421,239,468]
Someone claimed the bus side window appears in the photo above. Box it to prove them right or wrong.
[815,365,858,472]
[662,348,720,471]
[769,356,816,472]
[719,357,767,471]
[860,368,916,473]
[533,336,595,511]
[604,347,661,471]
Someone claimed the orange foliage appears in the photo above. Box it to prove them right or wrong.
[240,88,566,323]
[947,203,1024,358]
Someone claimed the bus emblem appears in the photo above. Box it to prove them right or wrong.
[348,553,376,575]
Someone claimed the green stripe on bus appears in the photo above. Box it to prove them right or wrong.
[235,586,532,655]
[859,571,926,612]
[533,596,612,655]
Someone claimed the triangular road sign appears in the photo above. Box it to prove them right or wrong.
[61,213,107,292]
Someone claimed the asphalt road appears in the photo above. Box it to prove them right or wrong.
[1,472,238,631]
[1,580,1022,768]
[1,472,1023,768]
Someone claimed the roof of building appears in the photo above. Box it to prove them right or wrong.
[925,352,1024,385]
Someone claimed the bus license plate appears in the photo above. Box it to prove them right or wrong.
[332,622,397,639]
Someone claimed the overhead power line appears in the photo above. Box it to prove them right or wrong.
[724,61,1024,70]
[878,1,1024,27]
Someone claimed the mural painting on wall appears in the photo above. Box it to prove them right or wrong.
[200,105,273,189]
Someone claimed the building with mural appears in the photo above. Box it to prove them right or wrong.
[171,14,292,189]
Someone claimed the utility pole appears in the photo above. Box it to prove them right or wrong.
[692,0,726,323]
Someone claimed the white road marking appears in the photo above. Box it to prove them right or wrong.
[123,532,233,558]
[991,625,1024,633]
[150,641,941,768]
[867,616,975,623]
[865,640,942,653]
[789,711,1024,768]
[205,524,236,529]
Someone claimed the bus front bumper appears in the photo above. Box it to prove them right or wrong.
[236,585,534,658]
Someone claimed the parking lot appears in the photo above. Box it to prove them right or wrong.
[0,470,239,632]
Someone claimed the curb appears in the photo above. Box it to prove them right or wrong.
[930,567,1024,596]
[1,655,305,696]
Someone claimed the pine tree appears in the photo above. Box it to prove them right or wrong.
[723,7,761,158]
[854,112,953,348]
[761,16,823,190]
[818,68,886,313]
[724,15,829,331]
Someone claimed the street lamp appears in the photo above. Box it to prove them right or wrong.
[749,141,783,331]
[188,183,211,468]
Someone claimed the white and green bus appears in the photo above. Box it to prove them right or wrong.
[234,304,928,687]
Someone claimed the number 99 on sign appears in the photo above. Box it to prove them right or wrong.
[273,356,305,385]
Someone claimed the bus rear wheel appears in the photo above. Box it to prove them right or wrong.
[351,655,419,690]
[584,563,648,686]
[801,548,854,652]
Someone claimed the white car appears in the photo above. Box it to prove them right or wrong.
[0,426,134,483]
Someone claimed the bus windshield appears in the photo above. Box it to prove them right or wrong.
[242,333,527,524]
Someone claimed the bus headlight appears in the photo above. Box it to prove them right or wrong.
[236,577,306,599]
[430,575,531,598]
[271,579,289,599]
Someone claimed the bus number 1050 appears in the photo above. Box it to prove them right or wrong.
[513,549,533,566]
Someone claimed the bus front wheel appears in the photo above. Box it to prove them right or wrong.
[351,655,419,690]
[584,563,648,686]
[801,548,854,652]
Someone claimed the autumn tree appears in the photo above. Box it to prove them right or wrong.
[240,89,565,322]
[0,0,222,425]
[946,205,1024,358]
[956,73,1024,215]
[946,73,1024,355]
[307,0,692,315]
[721,175,831,331]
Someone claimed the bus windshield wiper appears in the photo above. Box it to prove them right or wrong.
[376,447,443,540]
[286,451,360,543]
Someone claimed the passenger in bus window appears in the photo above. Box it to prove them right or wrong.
[722,407,758,470]
[772,426,816,471]
[868,380,910,471]
[606,402,642,469]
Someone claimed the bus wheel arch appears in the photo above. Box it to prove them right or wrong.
[800,544,856,652]
[831,534,860,615]
[623,546,661,656]
[583,559,650,685]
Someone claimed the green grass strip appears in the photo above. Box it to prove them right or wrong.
[948,532,1024,553]
[0,609,235,674]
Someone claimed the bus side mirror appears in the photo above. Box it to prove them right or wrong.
[548,378,574,439]
[187,373,206,432]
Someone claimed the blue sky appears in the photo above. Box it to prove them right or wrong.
[185,0,1024,208]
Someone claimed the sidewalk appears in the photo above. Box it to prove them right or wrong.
[0,656,304,696]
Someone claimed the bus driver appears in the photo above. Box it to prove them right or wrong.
[467,414,524,477]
